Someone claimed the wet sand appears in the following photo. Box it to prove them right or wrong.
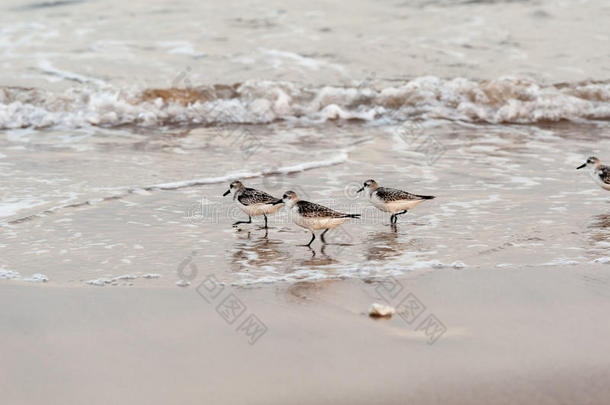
[3,267,610,405]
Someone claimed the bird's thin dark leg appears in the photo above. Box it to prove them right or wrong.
[306,232,316,247]
[320,244,328,256]
[394,210,408,223]
[390,214,396,224]
[233,216,252,226]
[320,229,329,244]
[263,214,268,229]
[300,232,316,247]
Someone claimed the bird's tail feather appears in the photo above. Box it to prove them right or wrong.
[416,195,435,200]
[341,214,361,218]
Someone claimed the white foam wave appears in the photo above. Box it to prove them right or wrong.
[0,268,48,282]
[38,60,107,86]
[148,152,348,190]
[86,273,162,286]
[232,259,466,286]
[2,77,610,129]
[0,268,20,280]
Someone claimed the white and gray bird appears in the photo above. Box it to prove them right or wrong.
[223,181,284,228]
[273,191,360,247]
[577,156,610,191]
[357,179,435,225]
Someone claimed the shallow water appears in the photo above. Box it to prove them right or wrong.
[1,0,610,287]
[2,120,610,287]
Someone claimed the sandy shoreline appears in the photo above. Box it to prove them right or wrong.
[3,266,610,405]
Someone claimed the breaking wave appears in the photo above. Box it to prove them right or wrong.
[2,77,610,129]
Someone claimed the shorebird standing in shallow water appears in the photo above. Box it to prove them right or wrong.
[577,157,610,191]
[357,179,435,225]
[273,191,360,247]
[223,181,284,228]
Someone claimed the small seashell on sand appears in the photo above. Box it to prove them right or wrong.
[368,303,395,318]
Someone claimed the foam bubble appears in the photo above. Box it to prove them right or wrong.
[2,77,609,129]
[0,269,20,280]
[22,273,49,283]
[1,269,48,282]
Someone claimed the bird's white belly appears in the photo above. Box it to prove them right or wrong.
[291,212,348,231]
[591,171,610,191]
[370,196,425,213]
[241,203,283,217]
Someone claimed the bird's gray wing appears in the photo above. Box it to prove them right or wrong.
[600,166,610,185]
[376,187,423,201]
[238,188,279,206]
[297,201,347,218]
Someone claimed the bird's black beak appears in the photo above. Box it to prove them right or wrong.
[357,187,364,193]
[272,199,283,205]
[577,163,586,170]
[223,190,230,196]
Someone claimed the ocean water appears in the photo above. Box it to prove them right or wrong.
[1,0,610,287]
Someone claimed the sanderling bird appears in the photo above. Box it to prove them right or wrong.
[577,156,610,191]
[223,181,284,228]
[357,179,435,224]
[272,191,360,247]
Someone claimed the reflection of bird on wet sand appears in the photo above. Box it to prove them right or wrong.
[364,230,423,262]
[280,247,341,291]
[588,213,610,244]
[230,231,289,272]
[293,245,338,267]
[230,230,340,275]
[580,214,610,296]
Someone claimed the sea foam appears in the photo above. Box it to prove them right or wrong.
[2,77,610,129]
